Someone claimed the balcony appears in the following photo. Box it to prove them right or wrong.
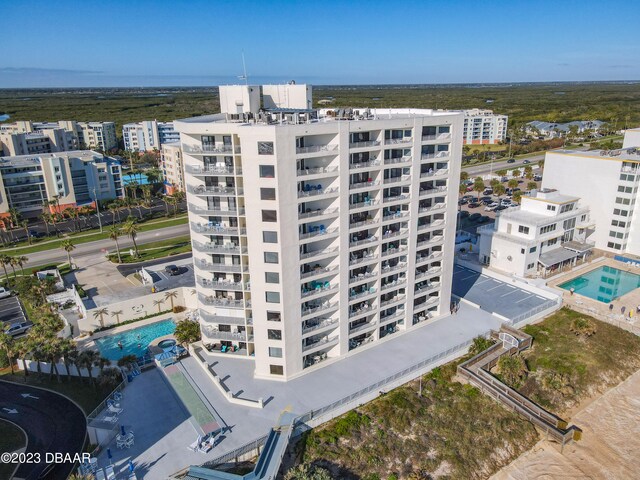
[418,203,446,214]
[297,165,339,177]
[384,137,412,145]
[302,335,339,353]
[414,296,439,311]
[415,281,441,294]
[349,252,378,266]
[416,252,443,265]
[202,328,253,342]
[198,294,246,309]
[192,223,245,236]
[381,262,407,275]
[298,187,339,199]
[349,217,379,230]
[420,168,449,178]
[349,304,376,319]
[350,199,380,211]
[415,267,443,281]
[299,227,339,241]
[199,311,251,326]
[350,159,381,170]
[382,211,409,223]
[300,264,339,280]
[349,235,378,248]
[419,186,447,198]
[421,151,450,160]
[299,207,340,220]
[380,308,405,322]
[383,156,412,166]
[382,228,408,240]
[197,277,247,291]
[349,140,381,149]
[349,320,377,335]
[417,219,446,232]
[349,180,380,191]
[382,194,409,204]
[349,271,377,284]
[185,165,241,176]
[422,133,451,142]
[349,287,377,302]
[382,246,408,258]
[300,246,339,261]
[301,302,338,319]
[381,294,407,308]
[296,144,339,155]
[183,144,235,155]
[301,283,339,299]
[302,318,339,336]
[192,241,243,254]
[189,205,245,216]
[195,261,244,273]
[381,278,406,291]
[188,185,243,196]
[383,175,411,185]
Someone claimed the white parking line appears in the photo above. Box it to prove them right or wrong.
[516,296,532,303]
[487,285,503,291]
[500,290,517,297]
[460,274,478,281]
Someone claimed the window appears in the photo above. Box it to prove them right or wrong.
[267,329,282,340]
[266,291,280,303]
[270,365,284,375]
[265,273,280,284]
[547,238,558,247]
[612,220,626,228]
[540,223,556,234]
[521,248,525,254]
[518,225,530,234]
[258,142,274,155]
[546,205,556,211]
[259,165,275,178]
[607,241,622,250]
[263,231,278,243]
[268,347,283,358]
[527,263,535,270]
[529,246,537,253]
[262,210,277,222]
[260,188,276,200]
[613,208,629,217]
[264,252,279,264]
[267,311,281,322]
[559,203,575,213]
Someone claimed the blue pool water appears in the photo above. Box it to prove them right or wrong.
[122,173,150,186]
[559,266,640,303]
[95,320,176,360]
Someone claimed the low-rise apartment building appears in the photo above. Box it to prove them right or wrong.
[161,142,184,194]
[461,109,507,145]
[0,150,124,220]
[176,83,462,380]
[526,120,604,139]
[478,189,593,277]
[122,120,179,152]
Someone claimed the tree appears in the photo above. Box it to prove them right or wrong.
[167,196,179,216]
[458,183,467,196]
[527,181,538,191]
[122,220,140,257]
[8,256,18,279]
[109,226,123,263]
[158,192,170,217]
[15,256,28,277]
[0,326,17,374]
[468,336,494,357]
[489,178,500,189]
[284,464,333,480]
[512,191,523,204]
[460,171,469,182]
[537,159,544,171]
[507,178,519,190]
[569,317,597,336]
[21,220,31,245]
[153,299,165,313]
[98,367,122,389]
[174,319,201,346]
[77,350,101,385]
[108,203,121,224]
[61,239,75,270]
[473,177,485,201]
[110,310,123,325]
[58,338,78,381]
[497,354,528,388]
[511,168,521,178]
[164,290,178,310]
[495,169,507,178]
[93,307,109,329]
[493,183,506,199]
[0,254,11,281]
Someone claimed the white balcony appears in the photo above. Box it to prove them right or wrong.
[192,241,243,254]
[420,168,449,178]
[302,335,339,353]
[299,207,340,221]
[297,165,339,177]
[418,203,446,214]
[202,328,253,342]
[384,137,412,145]
[419,186,447,198]
[296,144,339,155]
[199,311,250,326]
[197,277,248,291]
[383,156,412,166]
[421,151,450,160]
[349,287,377,302]
[349,140,381,149]
[195,261,245,273]
[382,211,409,223]
[382,194,409,204]
[300,265,339,280]
[380,294,407,308]
[349,218,379,231]
[299,227,339,242]
[349,159,381,170]
[349,180,380,191]
[298,186,339,199]
[349,252,378,266]
[189,205,245,216]
[183,144,236,155]
[188,185,243,196]
[349,199,380,211]
[301,283,340,299]
[349,271,377,285]
[191,223,245,236]
[300,246,339,261]
[198,294,246,309]
[302,318,339,336]
[301,302,338,319]
[383,175,411,185]
[185,165,241,176]
[382,246,408,258]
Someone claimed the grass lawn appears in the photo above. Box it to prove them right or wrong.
[466,143,507,153]
[515,307,640,413]
[0,419,26,479]
[109,235,192,263]
[298,357,538,480]
[0,372,114,415]
[0,214,187,256]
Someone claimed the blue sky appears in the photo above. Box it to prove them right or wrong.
[1,0,639,87]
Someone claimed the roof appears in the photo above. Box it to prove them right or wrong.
[527,190,579,204]
[527,120,604,132]
[0,150,114,166]
[538,248,580,268]
[551,147,640,163]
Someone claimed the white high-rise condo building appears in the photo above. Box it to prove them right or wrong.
[541,130,640,256]
[461,109,508,145]
[176,84,463,380]
[161,142,184,194]
[122,120,180,151]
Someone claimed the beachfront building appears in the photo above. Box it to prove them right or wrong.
[161,142,184,194]
[541,130,640,255]
[461,109,508,145]
[176,83,462,380]
[122,120,180,152]
[0,150,124,220]
[478,189,593,277]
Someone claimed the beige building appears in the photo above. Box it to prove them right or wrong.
[161,142,184,194]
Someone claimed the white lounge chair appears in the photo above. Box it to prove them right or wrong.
[96,469,106,480]
[107,404,123,414]
[102,415,118,424]
[105,466,116,480]
[188,435,202,451]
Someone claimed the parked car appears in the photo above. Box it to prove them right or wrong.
[484,204,497,212]
[466,186,474,192]
[479,216,490,223]
[0,287,11,299]
[4,322,32,337]
[482,198,494,205]
[495,205,508,211]
[483,188,493,195]
[480,196,492,202]
[501,198,512,206]
[534,174,542,181]
[507,158,516,163]
[458,198,468,205]
[523,159,531,164]
[164,265,181,276]
[462,195,474,201]
[29,230,46,239]
[468,202,480,208]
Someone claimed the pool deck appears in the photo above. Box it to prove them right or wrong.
[548,256,640,335]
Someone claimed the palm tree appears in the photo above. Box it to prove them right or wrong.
[537,159,544,171]
[527,181,538,191]
[495,169,508,178]
[458,183,467,196]
[60,239,75,270]
[512,191,523,204]
[511,168,521,178]
[59,338,78,381]
[157,192,170,216]
[0,254,10,281]
[95,356,111,375]
[164,290,178,311]
[44,338,63,383]
[494,183,506,201]
[174,319,201,346]
[77,350,100,385]
[122,220,140,257]
[40,212,52,236]
[21,220,31,245]
[141,184,153,208]
[110,310,123,325]
[109,226,123,263]
[459,171,469,183]
[108,203,121,224]
[473,177,485,201]
[15,338,30,379]
[167,196,179,216]
[9,256,18,278]
[93,307,109,329]
[153,299,165,313]
[0,326,17,375]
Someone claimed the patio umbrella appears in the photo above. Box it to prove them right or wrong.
[121,425,126,436]
[107,448,112,464]
[129,460,135,472]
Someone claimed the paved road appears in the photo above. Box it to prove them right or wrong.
[20,223,190,268]
[0,380,86,480]
[463,154,545,176]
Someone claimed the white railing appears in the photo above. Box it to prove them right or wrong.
[349,140,381,149]
[383,156,412,165]
[300,246,339,260]
[349,159,381,169]
[349,200,380,210]
[299,207,339,220]
[296,144,339,154]
[298,187,339,199]
[297,165,339,176]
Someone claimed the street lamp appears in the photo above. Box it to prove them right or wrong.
[93,187,103,233]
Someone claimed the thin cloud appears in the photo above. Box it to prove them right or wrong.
[608,64,632,69]
[0,67,103,75]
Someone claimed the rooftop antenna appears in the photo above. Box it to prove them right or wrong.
[237,52,249,85]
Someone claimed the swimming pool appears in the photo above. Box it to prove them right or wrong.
[559,266,640,303]
[94,320,176,360]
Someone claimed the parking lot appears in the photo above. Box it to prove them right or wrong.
[452,264,554,320]
[0,296,29,332]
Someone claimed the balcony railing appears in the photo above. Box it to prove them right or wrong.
[381,278,407,291]
[349,271,377,284]
[199,311,251,326]
[299,227,339,241]
[381,294,407,308]
[421,151,450,160]
[349,287,377,302]
[301,283,339,298]
[202,328,252,342]
[349,199,380,210]
[349,140,381,149]
[297,165,339,177]
[183,144,234,154]
[296,144,339,155]
[301,302,337,319]
[384,137,412,145]
[349,304,376,319]
[349,218,379,230]
[382,194,409,204]
[188,185,243,196]
[383,156,412,165]
[189,205,245,216]
[300,246,339,260]
[415,268,443,281]
[418,203,446,214]
[302,335,339,352]
[349,159,381,170]
[197,277,247,291]
[349,253,378,266]
[383,175,411,185]
[380,308,405,324]
[382,229,408,240]
[349,320,377,335]
[185,165,241,176]
[419,186,447,198]
[302,318,339,335]
[300,265,339,280]
[420,168,449,178]
[192,241,243,254]
[349,236,378,248]
[382,211,409,222]
[198,294,246,309]
[417,219,446,231]
[349,180,380,191]
[382,246,408,257]
[298,187,339,199]
[195,261,244,273]
[381,262,407,275]
[192,223,245,235]
[299,207,340,220]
